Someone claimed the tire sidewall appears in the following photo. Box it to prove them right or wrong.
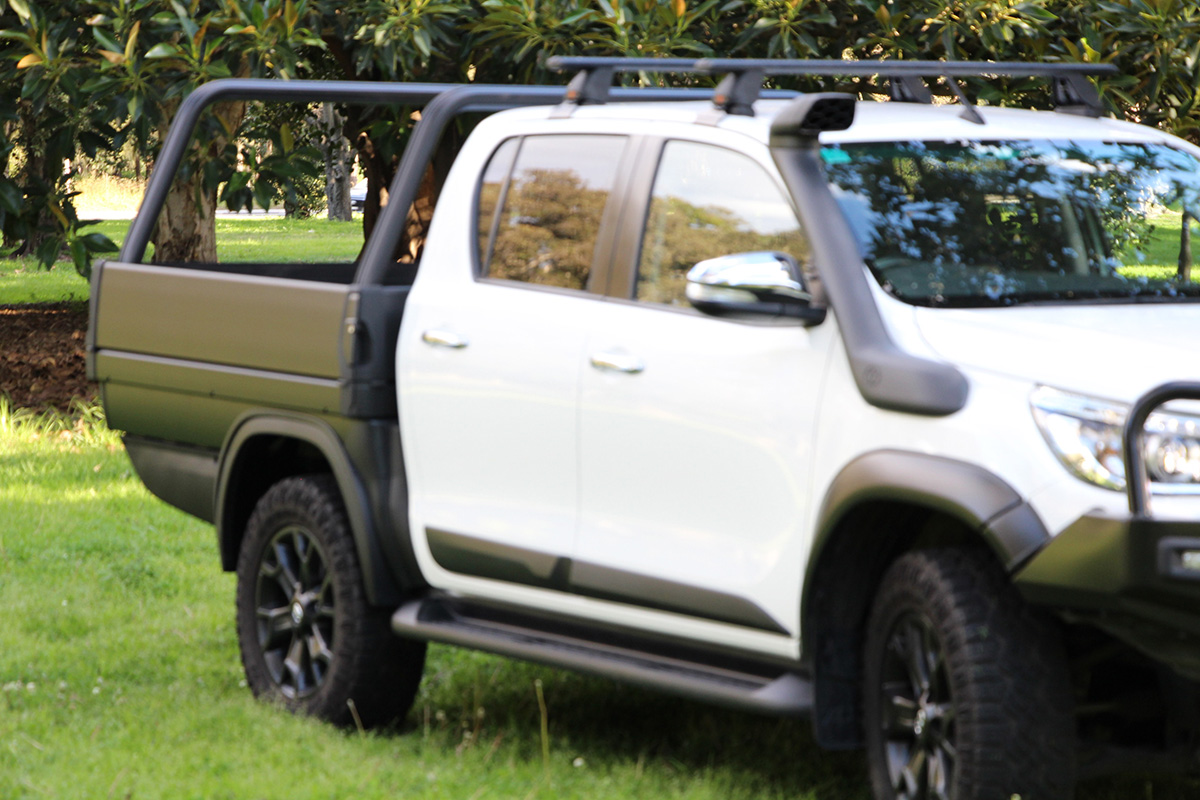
[235,476,360,720]
[863,557,969,800]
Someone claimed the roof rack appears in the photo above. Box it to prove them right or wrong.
[545,56,1119,120]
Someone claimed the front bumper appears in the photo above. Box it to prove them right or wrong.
[1015,513,1200,679]
[1015,382,1200,680]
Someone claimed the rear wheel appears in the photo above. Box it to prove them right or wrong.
[863,548,1076,800]
[235,474,425,727]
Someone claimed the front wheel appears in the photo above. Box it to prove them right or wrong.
[235,474,425,727]
[863,548,1076,800]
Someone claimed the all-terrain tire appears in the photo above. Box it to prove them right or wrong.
[235,474,425,727]
[863,548,1076,800]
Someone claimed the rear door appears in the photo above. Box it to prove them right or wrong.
[398,131,632,590]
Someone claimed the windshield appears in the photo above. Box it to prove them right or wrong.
[823,139,1200,307]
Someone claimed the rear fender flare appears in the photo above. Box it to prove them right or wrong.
[215,412,401,606]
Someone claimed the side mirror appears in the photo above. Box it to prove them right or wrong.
[686,251,826,325]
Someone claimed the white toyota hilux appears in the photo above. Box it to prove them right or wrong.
[88,58,1200,799]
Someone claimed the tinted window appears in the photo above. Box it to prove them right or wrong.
[478,135,627,291]
[823,140,1200,307]
[638,141,809,306]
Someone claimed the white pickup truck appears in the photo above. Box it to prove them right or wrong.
[88,58,1200,800]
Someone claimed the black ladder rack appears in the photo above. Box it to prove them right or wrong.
[546,55,1119,118]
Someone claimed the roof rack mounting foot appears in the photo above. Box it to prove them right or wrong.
[1053,73,1106,117]
[711,68,765,117]
[945,76,986,125]
[890,75,933,105]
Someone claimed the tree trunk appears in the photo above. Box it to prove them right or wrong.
[320,103,352,222]
[6,99,57,259]
[352,121,463,263]
[153,170,219,263]
[1179,210,1193,283]
[149,100,245,264]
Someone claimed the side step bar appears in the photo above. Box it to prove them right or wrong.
[392,595,812,717]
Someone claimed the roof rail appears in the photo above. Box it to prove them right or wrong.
[546,56,1119,119]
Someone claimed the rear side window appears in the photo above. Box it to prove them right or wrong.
[476,135,627,291]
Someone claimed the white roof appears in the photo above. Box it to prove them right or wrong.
[492,95,1183,149]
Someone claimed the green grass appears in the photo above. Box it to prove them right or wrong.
[0,402,869,800]
[3,403,1200,799]
[214,215,363,263]
[1,217,364,304]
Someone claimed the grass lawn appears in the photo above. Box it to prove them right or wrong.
[0,403,874,800]
[1,216,363,305]
[3,406,1200,799]
[4,204,1200,797]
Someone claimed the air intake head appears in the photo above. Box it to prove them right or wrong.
[769,93,856,147]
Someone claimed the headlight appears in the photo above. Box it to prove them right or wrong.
[1031,386,1200,493]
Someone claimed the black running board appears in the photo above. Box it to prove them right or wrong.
[392,595,812,717]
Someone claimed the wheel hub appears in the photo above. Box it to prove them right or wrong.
[291,600,306,626]
[913,705,928,737]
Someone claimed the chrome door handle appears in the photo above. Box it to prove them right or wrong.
[590,352,645,374]
[422,329,469,349]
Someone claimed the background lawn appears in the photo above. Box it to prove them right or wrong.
[1,215,364,305]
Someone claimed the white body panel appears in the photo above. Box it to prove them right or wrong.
[396,94,1200,661]
[578,302,837,635]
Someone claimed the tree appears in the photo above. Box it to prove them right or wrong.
[5,0,1200,276]
[0,0,117,272]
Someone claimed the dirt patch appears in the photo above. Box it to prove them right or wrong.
[0,302,95,411]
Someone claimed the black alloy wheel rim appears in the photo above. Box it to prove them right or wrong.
[254,525,335,699]
[879,610,957,800]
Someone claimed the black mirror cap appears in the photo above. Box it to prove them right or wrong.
[690,297,827,326]
[769,93,856,147]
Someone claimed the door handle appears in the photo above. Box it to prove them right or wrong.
[590,352,645,374]
[422,329,469,349]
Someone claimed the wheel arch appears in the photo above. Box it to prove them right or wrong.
[216,412,402,606]
[802,449,1051,749]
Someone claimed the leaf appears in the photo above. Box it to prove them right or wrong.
[47,202,69,229]
[144,42,181,59]
[91,26,122,53]
[0,180,22,214]
[80,232,119,253]
[16,53,42,69]
[279,122,294,153]
[672,0,686,18]
[8,0,31,22]
[253,180,275,211]
[98,49,125,65]
[413,26,432,58]
[124,20,141,64]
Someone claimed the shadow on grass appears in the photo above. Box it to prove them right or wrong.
[411,647,869,799]
[406,646,1200,800]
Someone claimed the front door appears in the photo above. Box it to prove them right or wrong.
[576,139,835,637]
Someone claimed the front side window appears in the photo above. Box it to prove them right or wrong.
[823,139,1200,307]
[477,135,627,291]
[637,140,810,306]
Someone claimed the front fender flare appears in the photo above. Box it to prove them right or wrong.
[804,449,1049,636]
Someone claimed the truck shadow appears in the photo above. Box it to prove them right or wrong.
[406,646,1200,800]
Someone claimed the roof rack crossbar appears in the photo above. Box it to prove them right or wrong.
[548,56,1117,116]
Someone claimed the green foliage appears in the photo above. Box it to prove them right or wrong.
[5,0,1200,275]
